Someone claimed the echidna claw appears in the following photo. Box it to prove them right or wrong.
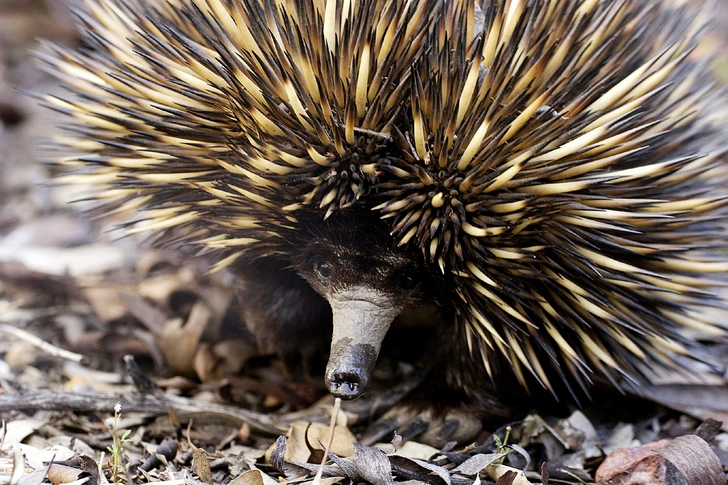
[438,418,461,441]
[398,417,430,441]
[360,407,482,447]
[359,416,400,445]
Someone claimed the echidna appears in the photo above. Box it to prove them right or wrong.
[41,0,728,416]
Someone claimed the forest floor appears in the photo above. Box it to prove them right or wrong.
[2,1,728,484]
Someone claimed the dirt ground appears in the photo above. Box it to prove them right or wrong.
[2,1,728,484]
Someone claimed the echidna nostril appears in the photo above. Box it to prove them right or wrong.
[327,372,363,399]
[326,365,371,400]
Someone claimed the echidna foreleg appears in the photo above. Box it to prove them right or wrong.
[234,257,332,378]
[360,406,484,446]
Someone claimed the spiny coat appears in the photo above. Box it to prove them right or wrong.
[42,0,728,407]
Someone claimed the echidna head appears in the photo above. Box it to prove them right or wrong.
[289,212,436,399]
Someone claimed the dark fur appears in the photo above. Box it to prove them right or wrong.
[235,208,538,417]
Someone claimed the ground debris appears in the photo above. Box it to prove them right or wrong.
[1,1,728,485]
[7,387,726,485]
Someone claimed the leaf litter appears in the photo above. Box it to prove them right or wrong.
[1,1,728,485]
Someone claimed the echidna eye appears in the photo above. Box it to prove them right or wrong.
[401,273,419,291]
[316,262,332,279]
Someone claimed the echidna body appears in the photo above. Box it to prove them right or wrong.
[43,0,728,405]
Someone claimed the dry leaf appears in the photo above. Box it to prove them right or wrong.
[554,411,599,458]
[229,469,279,485]
[487,465,531,485]
[192,448,213,484]
[81,286,130,324]
[0,244,126,276]
[451,453,506,476]
[160,301,211,376]
[46,464,86,485]
[266,422,356,464]
[352,442,394,485]
[0,420,46,448]
[654,435,724,485]
[595,439,670,485]
[392,441,440,460]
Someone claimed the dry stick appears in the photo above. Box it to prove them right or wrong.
[313,397,342,485]
[0,323,84,363]
[0,354,286,436]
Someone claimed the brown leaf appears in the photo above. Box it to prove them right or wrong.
[540,461,549,485]
[160,301,211,377]
[46,464,87,485]
[192,448,213,484]
[595,439,670,485]
[654,435,724,485]
[229,469,278,485]
[495,470,517,485]
[486,465,532,485]
[266,421,356,464]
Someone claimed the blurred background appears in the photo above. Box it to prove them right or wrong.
[0,0,82,249]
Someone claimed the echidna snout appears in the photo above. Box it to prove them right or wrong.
[325,291,403,399]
